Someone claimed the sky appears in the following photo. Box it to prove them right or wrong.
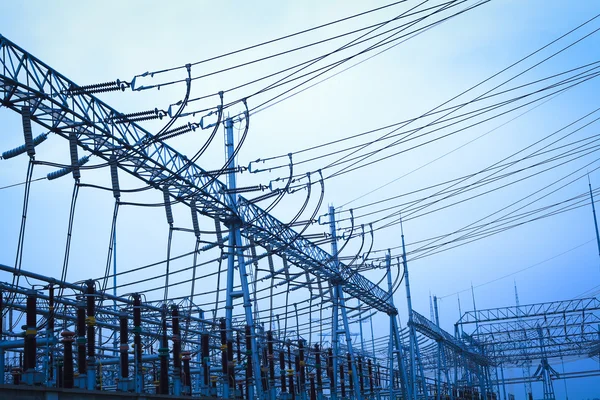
[1,1,600,398]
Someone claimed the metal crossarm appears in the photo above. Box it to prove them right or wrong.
[457,297,600,325]
[410,311,492,366]
[458,297,600,366]
[0,34,396,314]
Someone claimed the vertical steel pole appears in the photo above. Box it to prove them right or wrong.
[224,117,262,400]
[0,292,3,385]
[329,206,361,400]
[85,280,96,390]
[172,305,182,396]
[386,252,410,400]
[133,294,143,393]
[159,305,169,395]
[589,177,600,260]
[339,293,361,400]
[329,206,340,400]
[400,222,420,400]
[434,296,441,400]
[118,311,129,392]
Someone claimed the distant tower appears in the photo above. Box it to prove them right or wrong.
[588,176,600,262]
[515,281,533,399]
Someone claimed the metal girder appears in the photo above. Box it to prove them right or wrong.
[410,311,492,366]
[470,312,600,339]
[457,297,600,366]
[0,34,396,314]
[457,297,600,325]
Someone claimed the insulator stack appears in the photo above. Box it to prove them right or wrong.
[46,156,89,180]
[204,167,241,177]
[0,292,3,340]
[85,280,96,361]
[309,374,316,400]
[67,79,128,96]
[287,343,294,400]
[376,363,381,387]
[340,361,346,399]
[358,356,364,393]
[24,290,37,372]
[56,356,63,388]
[2,132,48,160]
[119,311,129,381]
[279,351,286,392]
[171,305,182,376]
[132,293,143,390]
[245,326,253,387]
[327,348,333,393]
[267,253,275,275]
[48,285,54,334]
[76,303,87,375]
[282,257,290,282]
[250,240,258,268]
[182,351,191,394]
[107,108,164,124]
[347,353,353,392]
[299,340,306,391]
[68,130,80,180]
[315,344,322,392]
[249,188,281,204]
[160,122,197,141]
[220,319,227,377]
[294,353,300,396]
[261,346,268,392]
[267,331,275,385]
[22,105,35,158]
[12,367,22,385]
[190,200,200,238]
[236,332,244,398]
[159,306,169,395]
[61,331,75,388]
[368,359,373,394]
[227,334,234,391]
[224,184,264,194]
[201,333,210,388]
[110,155,120,199]
[236,331,242,365]
[214,219,224,248]
[163,186,174,225]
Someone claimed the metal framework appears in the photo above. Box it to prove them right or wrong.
[2,32,600,400]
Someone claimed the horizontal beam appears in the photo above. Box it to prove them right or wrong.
[457,297,600,325]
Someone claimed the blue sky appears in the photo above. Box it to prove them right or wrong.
[2,1,600,398]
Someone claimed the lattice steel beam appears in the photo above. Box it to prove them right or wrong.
[0,34,395,314]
